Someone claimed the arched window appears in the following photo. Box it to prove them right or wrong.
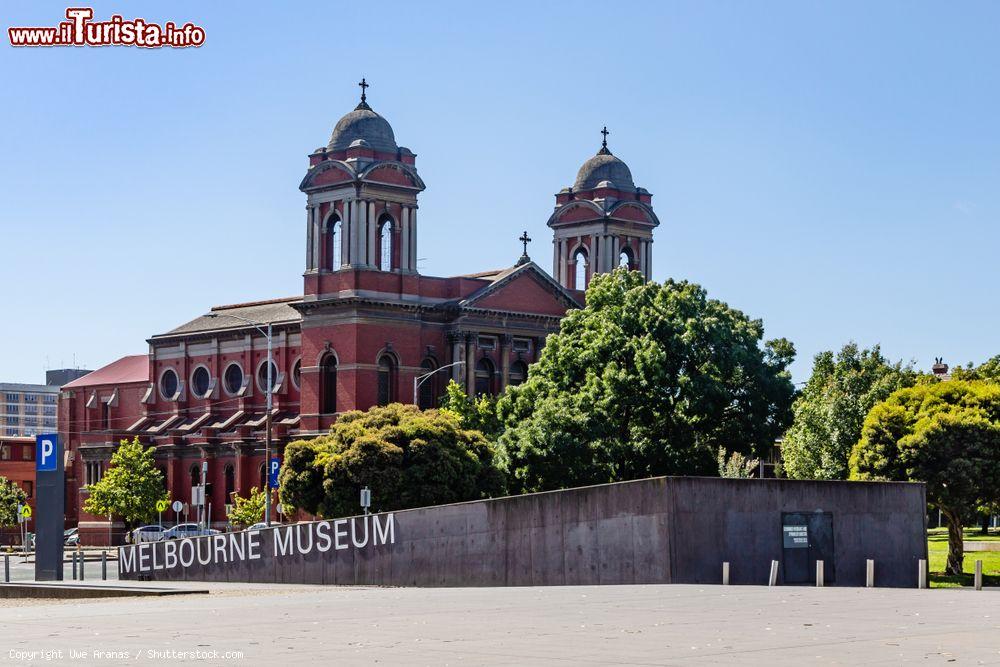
[619,247,633,269]
[377,355,396,406]
[320,354,337,414]
[509,360,528,387]
[190,464,201,487]
[379,216,393,271]
[573,249,589,290]
[475,358,495,397]
[418,358,437,410]
[224,464,235,500]
[329,218,342,270]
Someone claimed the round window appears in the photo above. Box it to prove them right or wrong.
[191,367,210,398]
[292,358,301,389]
[257,360,278,392]
[224,363,244,395]
[160,369,179,400]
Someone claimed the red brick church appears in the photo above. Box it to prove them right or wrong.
[59,81,659,543]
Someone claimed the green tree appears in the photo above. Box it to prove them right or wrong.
[952,355,1000,382]
[496,268,796,493]
[83,437,168,528]
[717,448,760,479]
[0,477,28,528]
[781,343,917,480]
[279,403,506,519]
[439,380,502,439]
[227,486,268,528]
[850,381,1000,575]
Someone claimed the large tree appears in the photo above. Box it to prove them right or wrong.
[279,404,505,519]
[0,476,28,528]
[850,381,1000,575]
[951,355,1000,382]
[781,343,917,480]
[83,437,168,528]
[495,269,796,493]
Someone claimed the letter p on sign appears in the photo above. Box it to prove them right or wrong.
[36,434,58,472]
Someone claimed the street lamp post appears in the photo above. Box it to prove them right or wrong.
[413,361,463,406]
[205,313,275,527]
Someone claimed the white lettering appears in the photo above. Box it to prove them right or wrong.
[138,543,150,572]
[196,537,212,565]
[229,532,245,562]
[152,542,163,570]
[315,521,332,552]
[274,526,294,556]
[295,523,313,555]
[247,530,261,560]
[213,534,228,563]
[350,516,369,548]
[179,539,195,568]
[119,545,136,574]
[334,519,348,550]
[373,513,395,545]
[164,540,177,569]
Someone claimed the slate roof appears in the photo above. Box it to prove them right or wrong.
[574,151,635,190]
[63,355,149,389]
[153,297,303,339]
[328,103,398,153]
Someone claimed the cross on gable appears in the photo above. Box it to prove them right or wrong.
[601,126,610,147]
[358,77,369,103]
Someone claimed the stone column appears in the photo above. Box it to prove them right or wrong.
[305,205,314,271]
[645,239,653,279]
[368,202,378,267]
[357,200,368,268]
[465,333,476,396]
[590,233,599,280]
[400,207,411,272]
[340,205,350,268]
[500,335,512,390]
[409,208,418,272]
[448,332,464,383]
[638,239,646,276]
[348,200,359,267]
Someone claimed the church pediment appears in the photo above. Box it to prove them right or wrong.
[460,262,582,316]
[299,160,357,191]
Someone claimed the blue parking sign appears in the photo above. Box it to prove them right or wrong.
[36,434,58,472]
[268,457,280,488]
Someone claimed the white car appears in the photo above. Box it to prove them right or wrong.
[130,525,166,543]
[164,523,218,540]
[247,522,269,532]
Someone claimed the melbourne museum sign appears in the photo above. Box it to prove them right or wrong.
[120,477,928,587]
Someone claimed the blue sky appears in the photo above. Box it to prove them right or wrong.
[2,1,998,384]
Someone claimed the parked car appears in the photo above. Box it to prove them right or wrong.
[246,522,268,532]
[63,527,79,547]
[129,525,166,543]
[164,523,218,540]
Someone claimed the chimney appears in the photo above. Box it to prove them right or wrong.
[931,357,949,378]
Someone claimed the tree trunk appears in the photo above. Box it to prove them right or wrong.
[941,508,965,576]
[981,514,990,535]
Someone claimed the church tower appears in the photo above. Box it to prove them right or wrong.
[299,79,425,288]
[548,128,658,290]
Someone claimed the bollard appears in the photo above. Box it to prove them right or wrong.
[768,560,779,586]
[102,551,107,581]
[975,560,983,591]
[866,559,875,588]
[816,560,824,587]
[79,553,85,581]
[722,562,730,585]
[4,554,8,583]
[918,559,928,589]
[71,552,77,580]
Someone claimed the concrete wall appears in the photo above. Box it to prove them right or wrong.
[120,476,927,588]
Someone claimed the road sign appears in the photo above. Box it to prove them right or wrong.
[20,505,32,519]
[269,457,281,488]
[36,434,58,472]
[156,499,169,513]
[360,487,371,512]
[172,500,183,513]
[276,503,283,516]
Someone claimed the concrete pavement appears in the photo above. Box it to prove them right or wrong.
[1,583,998,664]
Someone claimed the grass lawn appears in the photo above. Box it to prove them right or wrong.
[927,527,1000,588]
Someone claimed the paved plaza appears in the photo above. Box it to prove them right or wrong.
[1,582,999,664]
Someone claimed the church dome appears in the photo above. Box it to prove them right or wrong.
[573,150,635,190]
[328,102,398,154]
